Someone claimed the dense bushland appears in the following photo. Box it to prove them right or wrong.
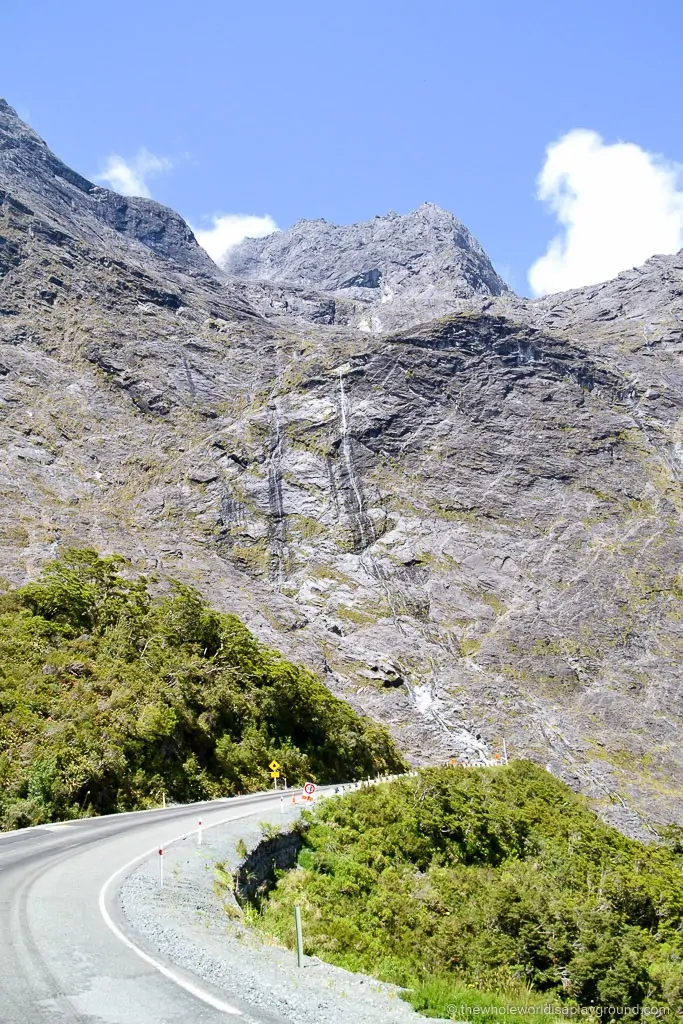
[254,764,683,1019]
[0,549,404,830]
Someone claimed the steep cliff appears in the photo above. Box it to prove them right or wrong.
[0,99,217,276]
[0,101,681,836]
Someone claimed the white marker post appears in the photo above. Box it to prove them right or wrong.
[197,820,202,847]
[158,847,164,887]
[503,738,509,765]
[294,905,304,968]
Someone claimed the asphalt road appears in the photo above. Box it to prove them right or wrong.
[0,791,292,1023]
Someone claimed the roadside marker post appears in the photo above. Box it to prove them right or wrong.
[197,820,202,847]
[158,847,164,887]
[294,905,304,968]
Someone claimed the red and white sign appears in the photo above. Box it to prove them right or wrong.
[303,781,316,797]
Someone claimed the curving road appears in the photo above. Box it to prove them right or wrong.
[0,791,294,1023]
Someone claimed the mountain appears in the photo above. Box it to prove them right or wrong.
[0,99,216,276]
[0,99,682,837]
[224,204,509,331]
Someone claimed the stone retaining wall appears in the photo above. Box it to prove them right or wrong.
[234,828,302,905]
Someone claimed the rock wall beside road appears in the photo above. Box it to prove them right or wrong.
[234,827,303,904]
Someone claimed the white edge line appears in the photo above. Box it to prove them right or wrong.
[98,807,269,1016]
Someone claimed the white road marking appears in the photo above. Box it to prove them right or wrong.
[98,807,270,1017]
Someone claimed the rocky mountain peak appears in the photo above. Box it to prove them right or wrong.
[224,201,510,331]
[0,99,217,277]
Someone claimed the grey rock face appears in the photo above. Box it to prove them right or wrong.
[224,203,510,331]
[1,102,682,837]
[234,829,302,904]
[0,99,218,277]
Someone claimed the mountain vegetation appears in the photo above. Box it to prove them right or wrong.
[252,764,683,1019]
[0,549,403,830]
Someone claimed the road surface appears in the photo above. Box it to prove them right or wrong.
[0,791,293,1023]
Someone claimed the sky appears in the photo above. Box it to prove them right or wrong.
[3,0,683,296]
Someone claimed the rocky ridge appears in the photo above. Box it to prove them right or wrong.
[225,203,510,332]
[0,99,217,277]
[0,99,682,835]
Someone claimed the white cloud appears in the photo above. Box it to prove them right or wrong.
[194,214,279,265]
[528,129,683,296]
[95,148,173,198]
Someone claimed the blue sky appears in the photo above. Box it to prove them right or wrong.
[3,0,683,295]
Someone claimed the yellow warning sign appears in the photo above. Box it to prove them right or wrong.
[269,759,281,771]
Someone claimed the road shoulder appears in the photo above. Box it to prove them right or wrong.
[118,796,450,1024]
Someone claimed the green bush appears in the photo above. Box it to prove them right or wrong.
[0,549,405,829]
[254,764,683,1018]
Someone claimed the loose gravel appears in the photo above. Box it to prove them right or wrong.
[119,795,452,1024]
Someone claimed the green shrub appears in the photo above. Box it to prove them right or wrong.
[0,549,405,829]
[253,765,683,1016]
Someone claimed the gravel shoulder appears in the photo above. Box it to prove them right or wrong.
[119,794,451,1024]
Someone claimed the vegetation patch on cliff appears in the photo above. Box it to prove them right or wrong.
[0,549,404,830]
